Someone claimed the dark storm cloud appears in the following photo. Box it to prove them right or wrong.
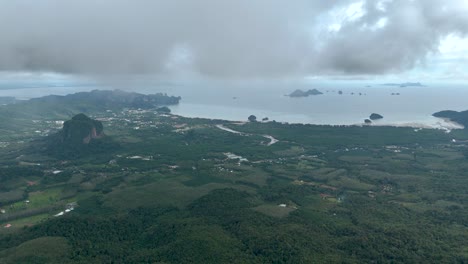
[0,0,467,77]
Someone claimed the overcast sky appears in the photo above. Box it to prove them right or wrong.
[1,0,468,81]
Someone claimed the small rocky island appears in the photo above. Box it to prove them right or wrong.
[364,113,383,124]
[288,89,323,97]
[369,113,384,120]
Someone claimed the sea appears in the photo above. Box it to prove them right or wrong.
[1,78,468,130]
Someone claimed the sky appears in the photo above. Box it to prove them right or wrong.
[0,0,468,83]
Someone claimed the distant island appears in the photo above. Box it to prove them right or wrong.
[383,82,424,88]
[364,113,383,124]
[433,110,468,128]
[369,113,384,120]
[288,89,323,97]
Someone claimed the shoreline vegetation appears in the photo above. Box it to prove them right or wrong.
[198,114,463,132]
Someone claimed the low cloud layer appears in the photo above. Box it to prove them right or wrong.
[0,0,467,78]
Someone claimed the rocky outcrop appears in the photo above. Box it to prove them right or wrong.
[44,113,118,158]
[61,114,104,145]
[369,113,384,120]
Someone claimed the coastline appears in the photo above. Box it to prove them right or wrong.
[361,118,464,131]
[170,100,467,131]
[435,117,465,129]
[173,113,464,131]
[2,86,467,132]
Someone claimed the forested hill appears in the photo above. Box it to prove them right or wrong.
[0,90,181,134]
[29,89,181,109]
[2,89,180,118]
[44,113,119,158]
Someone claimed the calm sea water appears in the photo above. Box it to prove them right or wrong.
[167,81,468,129]
[2,79,468,129]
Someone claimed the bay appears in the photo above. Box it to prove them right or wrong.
[1,79,467,129]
